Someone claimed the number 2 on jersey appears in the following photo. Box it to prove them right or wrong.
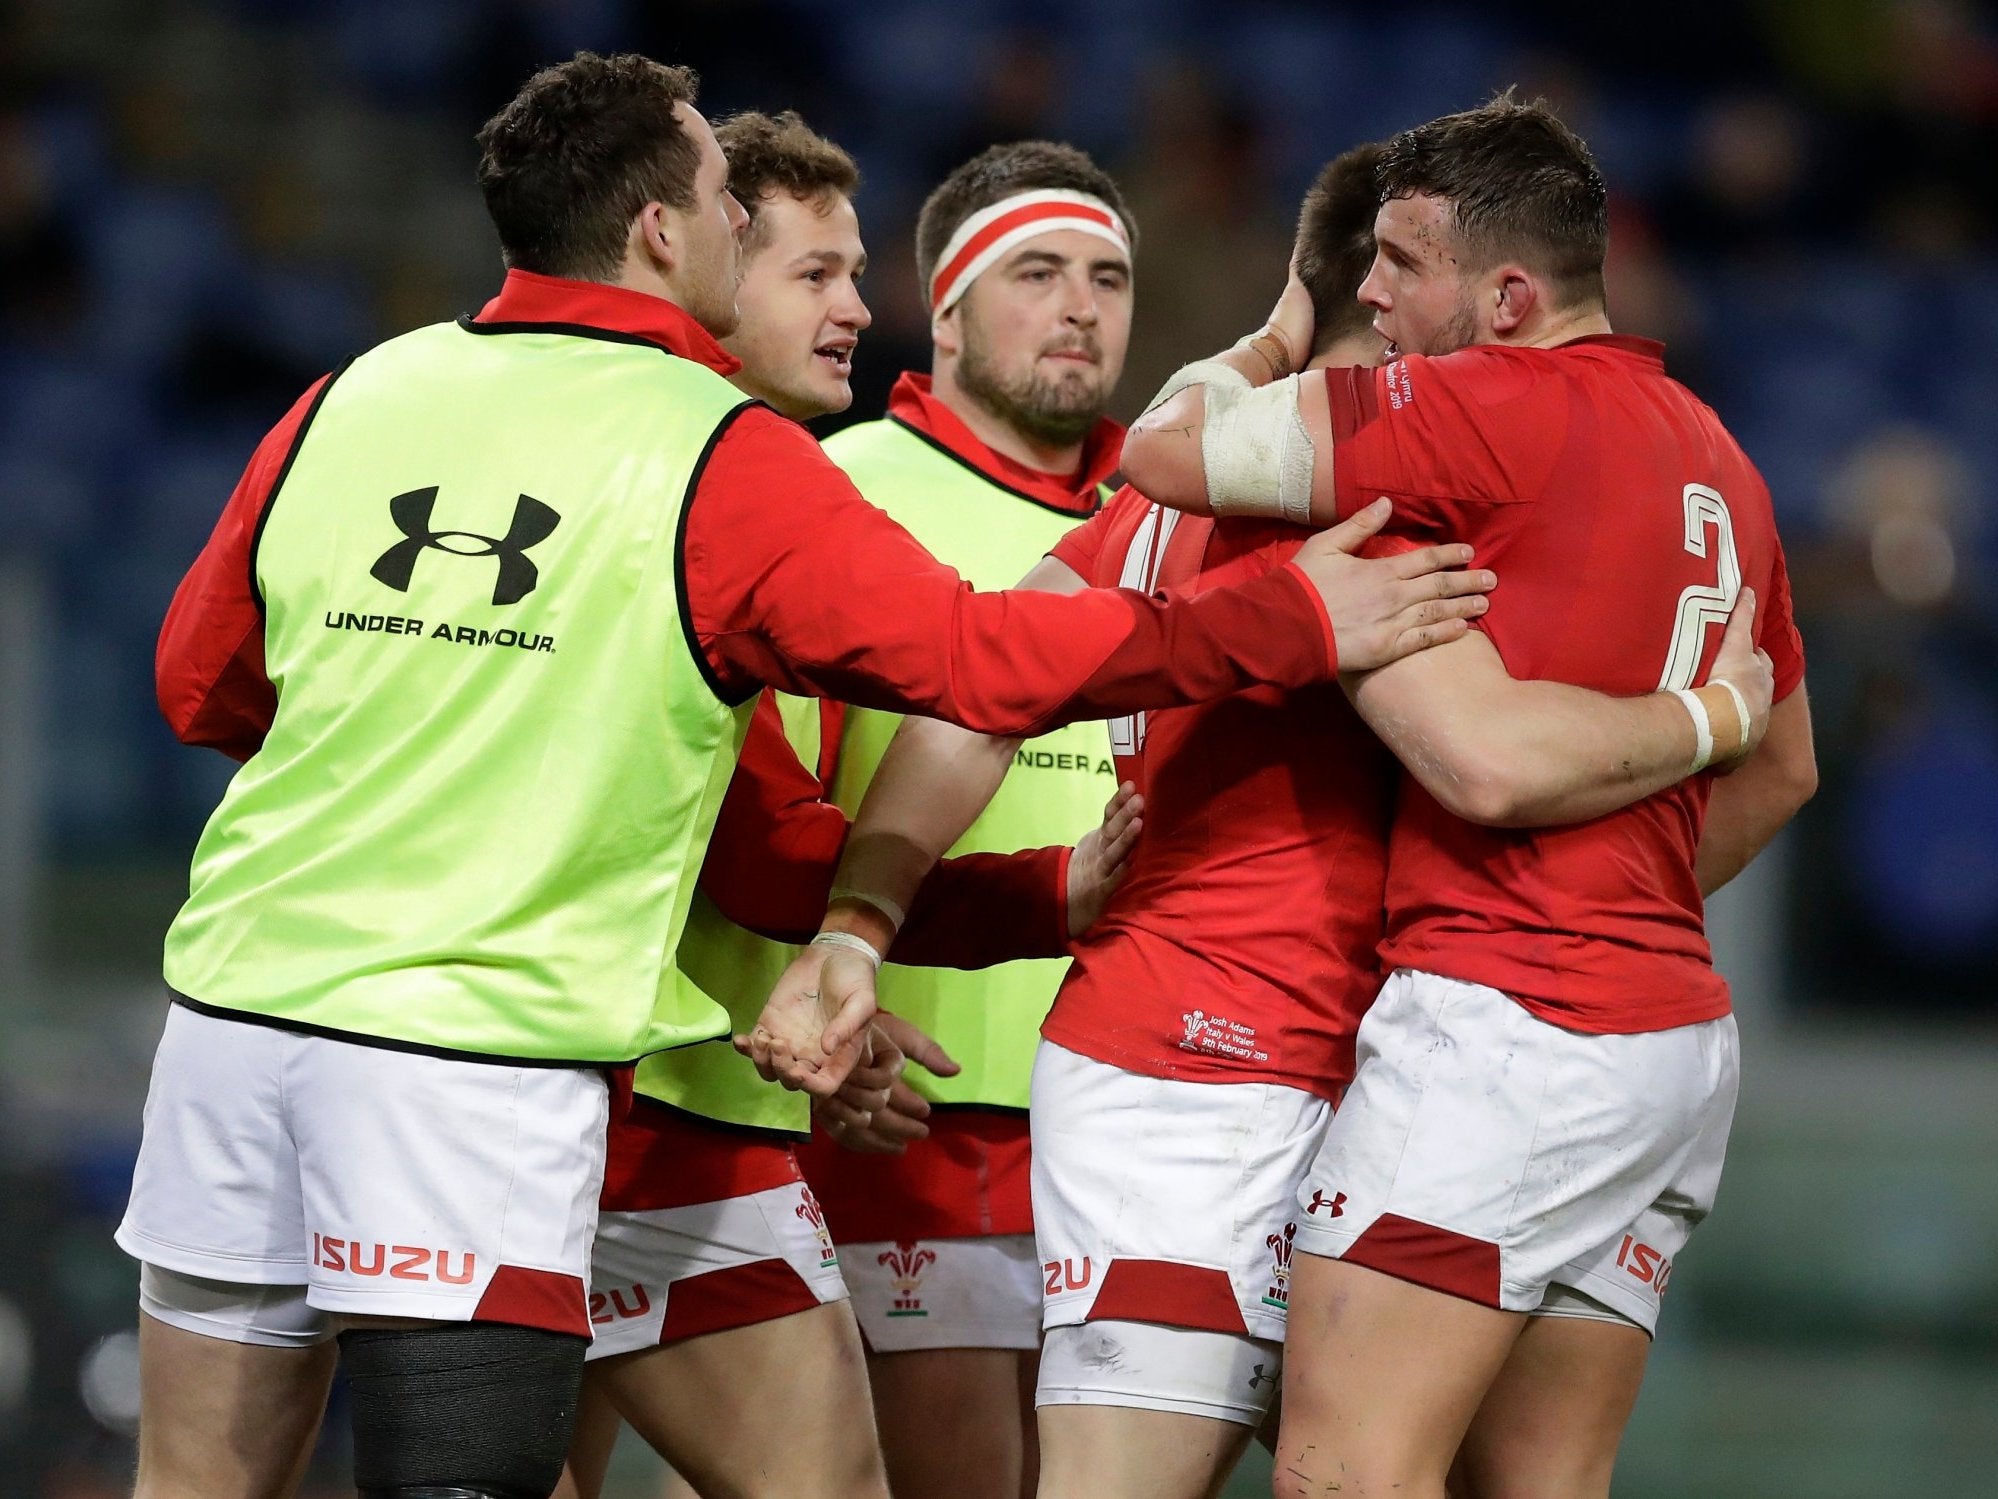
[1657,484,1740,692]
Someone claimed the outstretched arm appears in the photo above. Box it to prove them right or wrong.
[1348,592,1777,827]
[823,551,1093,947]
[737,554,1127,1098]
[694,409,1487,742]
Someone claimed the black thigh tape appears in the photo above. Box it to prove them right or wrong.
[340,1322,587,1498]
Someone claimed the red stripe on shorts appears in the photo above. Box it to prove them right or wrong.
[473,1265,591,1336]
[659,1256,821,1343]
[601,1099,802,1212]
[1085,1258,1249,1335]
[1341,1212,1502,1308]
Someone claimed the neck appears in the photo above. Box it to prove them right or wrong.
[610,251,687,312]
[1506,303,1613,351]
[730,374,813,423]
[930,359,1086,476]
[1307,328,1389,372]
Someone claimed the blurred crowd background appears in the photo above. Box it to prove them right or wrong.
[0,1,1993,1495]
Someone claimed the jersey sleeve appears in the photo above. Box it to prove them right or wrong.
[696,690,1067,963]
[695,691,850,942]
[1760,532,1807,702]
[156,374,333,761]
[1320,357,1542,563]
[895,845,1069,967]
[1047,491,1128,581]
[682,408,1338,734]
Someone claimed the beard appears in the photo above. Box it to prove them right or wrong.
[1411,291,1481,358]
[691,271,740,337]
[956,317,1106,448]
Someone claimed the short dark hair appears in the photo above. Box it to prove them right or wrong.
[715,111,860,252]
[914,141,1135,297]
[476,52,702,281]
[1375,90,1608,310]
[1294,141,1388,353]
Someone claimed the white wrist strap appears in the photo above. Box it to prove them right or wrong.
[1713,678,1752,757]
[1670,688,1715,773]
[811,930,884,969]
[827,887,906,932]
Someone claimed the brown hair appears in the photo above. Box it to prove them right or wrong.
[1293,141,1388,353]
[476,52,702,281]
[715,110,860,252]
[1375,90,1608,310]
[914,140,1134,295]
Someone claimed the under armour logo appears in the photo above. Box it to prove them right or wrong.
[1306,1190,1347,1217]
[1248,1363,1276,1390]
[370,487,561,605]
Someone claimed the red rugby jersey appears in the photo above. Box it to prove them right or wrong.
[1321,335,1806,1034]
[1039,485,1395,1099]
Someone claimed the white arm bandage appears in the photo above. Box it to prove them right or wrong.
[1199,376,1317,525]
[1144,357,1250,415]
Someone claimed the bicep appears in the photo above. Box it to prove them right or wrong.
[156,378,332,753]
[1698,682,1816,895]
[1743,681,1817,797]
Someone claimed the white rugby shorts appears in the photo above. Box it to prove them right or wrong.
[586,1178,850,1360]
[1030,1040,1332,1422]
[1291,969,1738,1335]
[118,1003,607,1338]
[837,1234,1041,1352]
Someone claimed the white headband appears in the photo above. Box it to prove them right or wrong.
[929,189,1131,315]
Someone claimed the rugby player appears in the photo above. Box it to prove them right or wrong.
[1122,94,1817,1499]
[122,53,1494,1499]
[555,110,880,1499]
[756,142,1774,1499]
[558,112,1142,1499]
[787,141,1143,1499]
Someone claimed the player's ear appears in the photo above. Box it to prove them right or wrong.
[931,301,963,359]
[1491,267,1537,336]
[631,200,677,279]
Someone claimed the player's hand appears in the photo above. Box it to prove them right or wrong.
[1066,782,1144,936]
[735,941,878,1097]
[1263,259,1315,375]
[1703,587,1775,768]
[1291,498,1496,670]
[814,1025,898,1139]
[818,1014,961,1155]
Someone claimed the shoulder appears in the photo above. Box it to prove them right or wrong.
[820,415,918,468]
[699,404,852,503]
[1099,482,1154,525]
[1051,483,1153,583]
[1406,346,1561,410]
[1323,347,1539,440]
